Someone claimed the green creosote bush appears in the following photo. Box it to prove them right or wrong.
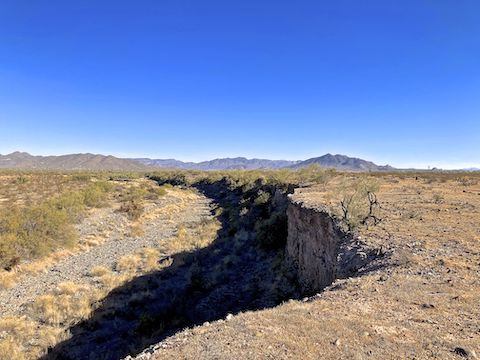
[83,181,112,207]
[0,181,114,270]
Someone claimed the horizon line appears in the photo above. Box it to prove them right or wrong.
[1,149,479,171]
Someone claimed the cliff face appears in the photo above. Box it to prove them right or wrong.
[286,199,344,293]
[285,194,382,294]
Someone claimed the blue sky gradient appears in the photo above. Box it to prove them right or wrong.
[0,1,479,168]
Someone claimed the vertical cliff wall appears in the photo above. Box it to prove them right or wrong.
[286,198,344,293]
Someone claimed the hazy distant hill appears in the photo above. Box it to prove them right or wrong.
[462,167,480,171]
[290,153,394,171]
[0,152,148,171]
[133,157,300,170]
[133,158,198,169]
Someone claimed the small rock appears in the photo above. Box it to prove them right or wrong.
[334,339,341,346]
[453,347,477,358]
[363,331,370,337]
[226,313,233,321]
[421,303,435,309]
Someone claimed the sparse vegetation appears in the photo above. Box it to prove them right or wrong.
[0,180,114,270]
[338,178,381,231]
[1,169,480,359]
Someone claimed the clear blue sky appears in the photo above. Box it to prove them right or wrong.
[0,1,479,168]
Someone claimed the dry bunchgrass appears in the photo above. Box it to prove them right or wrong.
[116,254,142,273]
[32,282,101,327]
[162,218,220,255]
[97,272,128,289]
[140,248,162,272]
[0,316,65,360]
[0,270,17,289]
[90,265,111,277]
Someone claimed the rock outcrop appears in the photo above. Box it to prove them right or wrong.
[286,199,343,293]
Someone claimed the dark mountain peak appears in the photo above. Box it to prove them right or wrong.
[291,154,392,171]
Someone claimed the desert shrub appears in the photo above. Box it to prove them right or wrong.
[0,203,77,269]
[118,186,147,220]
[70,173,91,182]
[0,233,19,271]
[432,193,445,204]
[82,181,112,207]
[119,199,143,220]
[255,210,288,249]
[144,185,167,200]
[339,178,380,231]
[15,176,29,185]
[254,190,271,205]
[295,165,336,185]
[0,181,114,270]
[457,176,478,186]
[107,171,143,181]
[53,191,85,221]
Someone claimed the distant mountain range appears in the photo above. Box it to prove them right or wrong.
[0,151,394,171]
[131,154,393,171]
[462,167,480,171]
[0,151,147,171]
[133,154,393,171]
[133,157,300,170]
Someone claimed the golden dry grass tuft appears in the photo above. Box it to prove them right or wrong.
[0,270,17,289]
[90,265,110,277]
[31,281,102,327]
[0,316,65,360]
[116,254,143,273]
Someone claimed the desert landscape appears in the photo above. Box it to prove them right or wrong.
[2,1,478,359]
[0,166,478,359]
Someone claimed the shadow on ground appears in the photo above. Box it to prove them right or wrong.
[40,178,386,360]
[40,179,301,360]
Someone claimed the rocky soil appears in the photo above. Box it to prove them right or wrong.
[0,188,213,316]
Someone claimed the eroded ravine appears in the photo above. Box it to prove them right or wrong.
[13,177,384,360]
